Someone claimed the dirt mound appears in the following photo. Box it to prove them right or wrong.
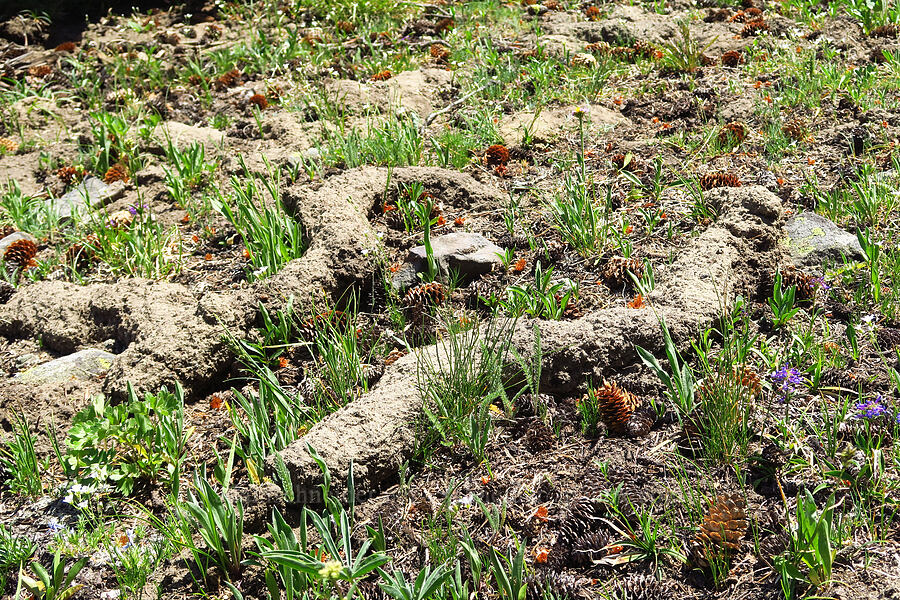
[274,185,784,500]
[262,166,504,306]
[0,279,248,400]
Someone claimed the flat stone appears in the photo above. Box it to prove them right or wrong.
[15,348,117,385]
[0,231,37,257]
[50,177,125,220]
[784,212,865,271]
[392,232,503,291]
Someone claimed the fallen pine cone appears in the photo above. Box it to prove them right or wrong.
[402,281,449,307]
[699,172,741,190]
[690,493,748,566]
[3,238,38,268]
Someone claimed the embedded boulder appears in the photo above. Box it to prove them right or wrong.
[784,211,865,272]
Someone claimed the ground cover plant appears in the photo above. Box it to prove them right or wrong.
[0,0,900,599]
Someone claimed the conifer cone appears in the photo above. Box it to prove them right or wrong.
[66,234,99,270]
[583,5,601,20]
[692,493,748,566]
[108,209,136,229]
[602,256,644,287]
[103,163,129,184]
[297,310,350,342]
[780,265,818,300]
[569,531,608,567]
[523,420,556,453]
[631,40,659,59]
[741,19,769,37]
[877,326,900,349]
[730,7,762,22]
[215,68,241,90]
[610,153,643,173]
[248,94,268,110]
[781,118,807,141]
[818,367,857,391]
[870,24,900,38]
[485,144,510,166]
[0,280,14,304]
[430,43,450,62]
[676,416,704,457]
[371,70,392,81]
[718,121,747,145]
[57,166,82,185]
[3,238,37,268]
[625,406,655,438]
[526,572,579,600]
[734,364,762,397]
[586,380,641,434]
[705,8,731,22]
[721,50,743,67]
[557,497,606,546]
[699,172,742,190]
[0,137,18,154]
[585,41,610,53]
[614,574,663,600]
[402,282,449,307]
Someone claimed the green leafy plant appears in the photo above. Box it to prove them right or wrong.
[775,488,841,597]
[395,181,427,233]
[497,261,578,320]
[548,174,608,256]
[379,565,450,600]
[254,509,309,600]
[19,551,87,600]
[417,314,516,462]
[0,413,43,497]
[846,0,900,34]
[636,316,696,420]
[179,469,245,580]
[227,367,310,484]
[769,273,800,329]
[64,383,189,496]
[607,496,686,579]
[1,178,60,239]
[487,543,527,600]
[78,204,183,279]
[259,446,390,597]
[216,156,306,281]
[103,526,167,600]
[0,524,35,591]
[661,21,717,73]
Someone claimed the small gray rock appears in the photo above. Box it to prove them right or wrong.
[392,232,504,292]
[784,212,865,271]
[50,177,125,221]
[15,348,117,385]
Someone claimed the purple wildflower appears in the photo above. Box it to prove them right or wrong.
[127,205,138,215]
[769,365,803,402]
[811,276,830,291]
[855,395,889,420]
